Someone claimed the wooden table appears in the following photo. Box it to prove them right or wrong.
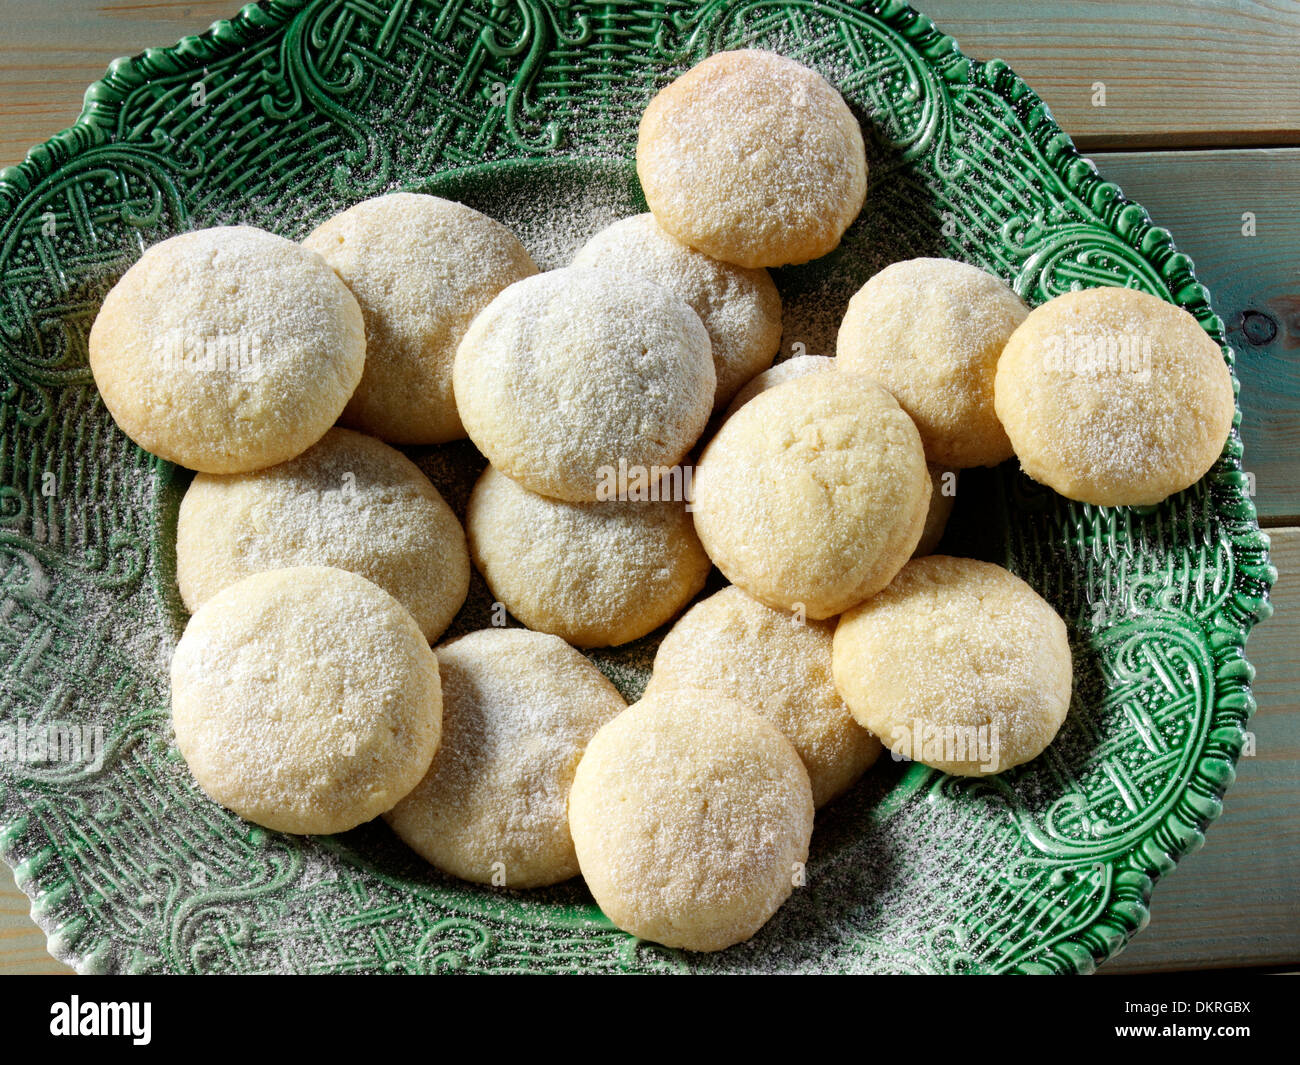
[1,0,1296,976]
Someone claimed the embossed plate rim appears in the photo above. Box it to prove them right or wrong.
[0,0,1277,974]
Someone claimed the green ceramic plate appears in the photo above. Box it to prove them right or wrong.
[0,0,1275,974]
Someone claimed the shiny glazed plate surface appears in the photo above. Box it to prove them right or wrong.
[0,0,1274,973]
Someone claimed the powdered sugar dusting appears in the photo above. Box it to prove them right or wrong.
[453,267,715,502]
[571,213,782,409]
[384,628,626,888]
[995,287,1234,505]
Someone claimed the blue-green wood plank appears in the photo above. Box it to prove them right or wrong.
[924,0,1300,149]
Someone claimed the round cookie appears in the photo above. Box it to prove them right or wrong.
[836,258,1028,468]
[453,267,715,502]
[170,566,441,834]
[994,286,1235,506]
[637,50,867,268]
[385,628,626,888]
[832,555,1072,777]
[569,688,814,952]
[915,464,958,557]
[303,193,537,444]
[645,585,881,807]
[693,371,930,619]
[722,353,835,421]
[571,213,781,410]
[466,466,711,648]
[89,226,365,474]
[176,427,470,642]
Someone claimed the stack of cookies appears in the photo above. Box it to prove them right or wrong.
[88,49,1235,954]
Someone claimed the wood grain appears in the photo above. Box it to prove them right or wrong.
[922,0,1300,150]
[3,1,1300,167]
[0,863,72,975]
[1093,149,1300,526]
[0,1,235,169]
[0,0,1294,976]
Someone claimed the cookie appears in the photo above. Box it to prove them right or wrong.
[571,213,781,410]
[832,555,1072,776]
[176,427,470,642]
[915,464,957,557]
[722,353,835,422]
[692,371,930,619]
[994,286,1235,505]
[89,226,365,474]
[836,258,1028,468]
[637,50,867,268]
[453,267,714,502]
[645,586,881,807]
[385,628,625,888]
[303,193,537,444]
[466,466,710,648]
[170,566,441,834]
[568,688,814,952]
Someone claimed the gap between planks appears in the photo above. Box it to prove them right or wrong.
[3,1,1300,166]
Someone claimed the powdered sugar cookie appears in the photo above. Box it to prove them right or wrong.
[466,466,710,648]
[693,371,930,619]
[303,193,537,444]
[176,427,470,642]
[89,226,365,474]
[915,464,957,557]
[569,688,814,952]
[638,50,867,268]
[836,258,1028,468]
[645,585,880,807]
[170,566,441,834]
[385,628,625,888]
[994,286,1235,506]
[571,213,781,409]
[832,555,1072,777]
[453,267,714,502]
[722,353,835,421]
